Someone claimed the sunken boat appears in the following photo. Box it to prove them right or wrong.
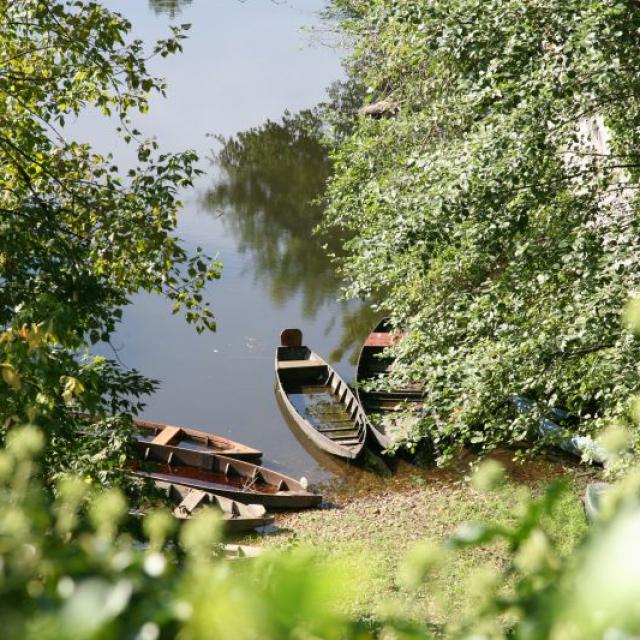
[154,480,274,532]
[355,318,424,449]
[133,418,262,462]
[133,441,321,509]
[275,329,367,460]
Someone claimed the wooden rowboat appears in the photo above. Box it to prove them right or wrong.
[133,418,262,462]
[154,480,274,532]
[355,318,424,449]
[133,441,322,509]
[275,328,367,460]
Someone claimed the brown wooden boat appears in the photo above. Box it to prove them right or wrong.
[275,329,367,460]
[133,441,322,509]
[355,318,424,449]
[133,418,262,463]
[153,480,274,532]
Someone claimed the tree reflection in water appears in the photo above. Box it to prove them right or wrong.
[148,0,193,18]
[204,110,378,364]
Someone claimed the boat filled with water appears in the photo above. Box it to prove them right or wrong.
[275,329,367,460]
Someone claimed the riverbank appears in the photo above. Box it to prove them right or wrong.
[239,453,599,627]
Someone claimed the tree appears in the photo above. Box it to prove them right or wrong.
[0,0,220,486]
[323,0,640,462]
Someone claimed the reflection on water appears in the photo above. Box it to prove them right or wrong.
[204,110,380,364]
[92,0,382,482]
[205,110,338,317]
[148,0,193,17]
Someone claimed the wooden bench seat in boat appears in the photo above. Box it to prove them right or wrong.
[364,331,406,348]
[175,489,208,516]
[151,426,181,446]
[277,359,326,370]
[316,423,358,433]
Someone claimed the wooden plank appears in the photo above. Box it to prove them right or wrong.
[316,419,354,428]
[365,390,424,400]
[280,328,302,347]
[175,489,208,515]
[152,426,181,446]
[363,363,393,374]
[317,425,358,434]
[278,359,326,370]
[364,331,406,348]
[314,411,349,420]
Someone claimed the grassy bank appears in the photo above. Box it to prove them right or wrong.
[241,454,596,628]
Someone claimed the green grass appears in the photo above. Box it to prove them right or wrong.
[239,454,595,627]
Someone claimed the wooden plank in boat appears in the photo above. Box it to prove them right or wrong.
[277,359,326,370]
[317,424,358,433]
[175,489,208,516]
[152,426,181,446]
[318,424,354,432]
[365,363,393,374]
[365,391,424,399]
[364,331,405,348]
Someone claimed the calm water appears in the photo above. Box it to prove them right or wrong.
[81,0,377,481]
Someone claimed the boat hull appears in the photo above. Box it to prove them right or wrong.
[153,481,275,532]
[133,442,321,509]
[133,418,262,462]
[355,318,423,449]
[275,342,366,460]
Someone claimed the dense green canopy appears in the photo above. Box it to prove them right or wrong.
[0,0,219,484]
[324,0,640,460]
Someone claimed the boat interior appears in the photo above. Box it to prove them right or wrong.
[277,346,365,448]
[134,442,294,494]
[276,346,328,383]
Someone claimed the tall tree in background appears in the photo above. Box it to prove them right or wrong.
[324,0,640,461]
[0,0,220,485]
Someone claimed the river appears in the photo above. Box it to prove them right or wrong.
[84,0,375,482]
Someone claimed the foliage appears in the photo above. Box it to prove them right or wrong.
[322,0,640,462]
[0,1,220,484]
[0,425,361,640]
[420,462,640,639]
[5,422,640,639]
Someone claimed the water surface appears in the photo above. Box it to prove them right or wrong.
[86,0,375,482]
